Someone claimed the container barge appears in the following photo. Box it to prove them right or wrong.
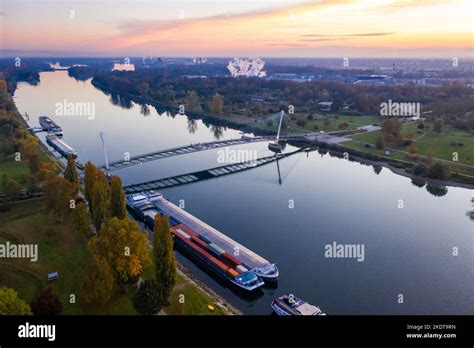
[46,134,78,158]
[39,116,63,136]
[126,191,279,291]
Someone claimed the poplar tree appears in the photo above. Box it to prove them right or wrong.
[110,175,126,219]
[83,161,97,206]
[64,154,79,191]
[153,213,177,302]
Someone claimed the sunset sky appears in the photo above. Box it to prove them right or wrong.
[1,0,473,58]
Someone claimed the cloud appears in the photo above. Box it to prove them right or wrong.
[302,32,396,37]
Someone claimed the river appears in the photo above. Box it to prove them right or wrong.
[14,70,473,314]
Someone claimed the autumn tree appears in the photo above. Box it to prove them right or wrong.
[43,175,75,222]
[91,171,110,231]
[4,178,21,201]
[408,142,417,155]
[138,82,150,97]
[381,118,402,144]
[0,287,32,315]
[210,93,224,114]
[84,161,98,206]
[82,256,115,304]
[185,90,200,112]
[71,202,91,240]
[64,154,79,191]
[110,175,126,219]
[30,287,63,315]
[433,117,445,134]
[132,280,163,315]
[375,135,385,150]
[88,217,151,283]
[28,154,40,174]
[153,213,177,302]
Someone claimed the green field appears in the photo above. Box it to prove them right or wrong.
[348,122,474,166]
[298,114,379,132]
[0,159,31,188]
[0,200,229,315]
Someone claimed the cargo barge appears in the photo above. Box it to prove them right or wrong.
[46,134,78,158]
[126,191,279,291]
[39,116,63,136]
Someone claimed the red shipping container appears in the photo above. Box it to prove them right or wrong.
[191,236,208,249]
[222,252,242,267]
[172,224,198,238]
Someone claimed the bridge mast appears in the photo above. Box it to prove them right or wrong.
[276,110,284,141]
[99,132,109,171]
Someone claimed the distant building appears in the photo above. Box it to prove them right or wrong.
[318,101,333,111]
[181,75,207,79]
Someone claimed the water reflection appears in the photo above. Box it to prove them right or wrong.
[210,125,224,139]
[187,118,198,134]
[140,103,150,116]
[425,183,448,197]
[372,165,382,175]
[411,178,426,188]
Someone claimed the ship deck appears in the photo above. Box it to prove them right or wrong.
[151,197,271,270]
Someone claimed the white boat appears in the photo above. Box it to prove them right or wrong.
[271,294,326,316]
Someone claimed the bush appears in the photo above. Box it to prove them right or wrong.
[426,163,449,180]
[412,163,428,176]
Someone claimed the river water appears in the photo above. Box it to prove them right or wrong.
[14,71,473,314]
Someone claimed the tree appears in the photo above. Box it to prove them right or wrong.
[331,98,344,112]
[71,202,91,240]
[381,118,402,144]
[433,117,444,134]
[185,90,200,112]
[44,175,75,221]
[138,82,150,97]
[110,176,126,219]
[417,123,425,130]
[4,179,21,201]
[153,214,177,302]
[375,135,385,150]
[132,280,164,315]
[210,93,224,115]
[91,171,111,231]
[28,154,40,174]
[0,287,32,315]
[84,161,98,206]
[30,287,63,315]
[64,154,79,191]
[88,218,151,283]
[82,256,115,304]
[427,162,449,180]
[408,142,417,155]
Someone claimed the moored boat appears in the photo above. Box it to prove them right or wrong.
[271,294,326,316]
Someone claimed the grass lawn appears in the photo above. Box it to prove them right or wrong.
[0,159,31,188]
[297,114,380,132]
[349,122,474,166]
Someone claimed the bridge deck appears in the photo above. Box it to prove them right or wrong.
[123,149,302,194]
[102,137,270,172]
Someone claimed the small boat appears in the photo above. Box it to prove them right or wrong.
[271,294,326,316]
[39,116,63,136]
